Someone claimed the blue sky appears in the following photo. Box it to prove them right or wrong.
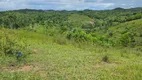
[0,0,141,11]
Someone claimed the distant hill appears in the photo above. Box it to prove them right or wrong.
[113,7,125,10]
[106,19,142,47]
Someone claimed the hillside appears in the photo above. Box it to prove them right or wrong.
[0,8,142,80]
[107,19,142,47]
[0,29,142,80]
[93,19,142,47]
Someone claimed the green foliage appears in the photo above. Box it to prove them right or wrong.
[67,29,87,42]
[0,30,31,61]
[0,8,142,80]
[120,33,131,47]
[68,14,92,28]
[0,27,142,80]
[0,8,142,48]
[102,55,109,62]
[120,32,135,47]
[107,19,142,47]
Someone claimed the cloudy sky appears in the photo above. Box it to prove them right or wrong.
[0,0,141,11]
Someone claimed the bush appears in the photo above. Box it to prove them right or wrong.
[0,31,31,61]
[53,34,68,45]
[67,29,91,42]
[120,32,135,47]
[102,55,109,62]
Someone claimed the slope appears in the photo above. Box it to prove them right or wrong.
[0,29,142,80]
[106,19,142,47]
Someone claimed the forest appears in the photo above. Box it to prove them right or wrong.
[0,7,142,80]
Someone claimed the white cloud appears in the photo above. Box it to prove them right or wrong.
[0,0,29,10]
[96,0,104,3]
[0,0,141,11]
[56,2,114,10]
[60,0,84,4]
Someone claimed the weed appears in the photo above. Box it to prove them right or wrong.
[102,55,109,63]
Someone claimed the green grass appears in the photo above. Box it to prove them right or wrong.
[68,14,92,28]
[0,29,142,80]
[107,19,142,47]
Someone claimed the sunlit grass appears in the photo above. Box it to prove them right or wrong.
[0,29,142,80]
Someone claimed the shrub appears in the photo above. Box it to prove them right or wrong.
[120,32,135,47]
[53,34,68,45]
[0,31,31,62]
[102,55,109,62]
[67,29,92,42]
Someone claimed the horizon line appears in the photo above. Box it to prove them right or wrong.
[0,7,142,12]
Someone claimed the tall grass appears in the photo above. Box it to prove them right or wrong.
[0,28,142,80]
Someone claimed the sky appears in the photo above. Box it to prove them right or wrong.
[0,0,142,11]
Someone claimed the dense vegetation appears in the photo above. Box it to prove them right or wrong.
[0,8,142,47]
[0,7,142,80]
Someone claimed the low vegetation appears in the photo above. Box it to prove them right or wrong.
[0,8,142,80]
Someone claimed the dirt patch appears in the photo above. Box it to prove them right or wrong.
[39,71,47,77]
[1,65,33,72]
[94,62,120,69]
[33,48,39,54]
[22,65,33,72]
[32,48,44,54]
[1,63,43,72]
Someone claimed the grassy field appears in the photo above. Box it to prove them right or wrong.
[0,29,142,80]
